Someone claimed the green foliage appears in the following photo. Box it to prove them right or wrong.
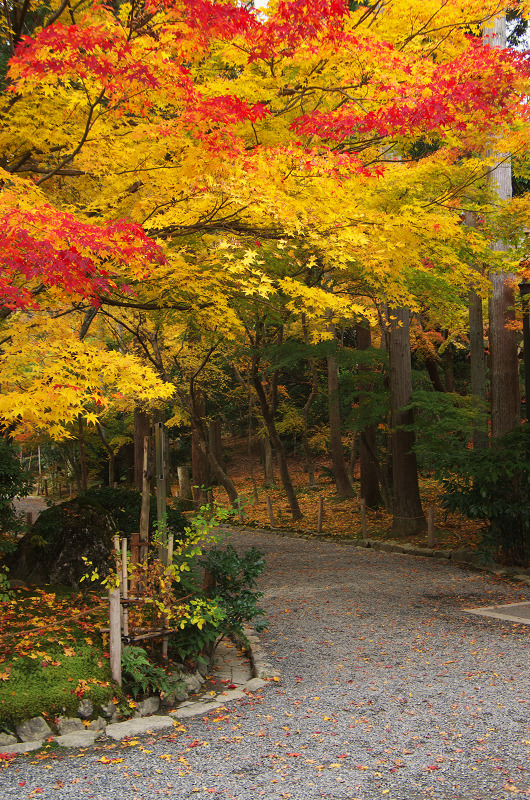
[81,486,187,539]
[121,646,180,699]
[201,544,267,635]
[0,437,32,538]
[442,427,530,566]
[0,437,32,599]
[168,599,226,665]
[403,390,488,475]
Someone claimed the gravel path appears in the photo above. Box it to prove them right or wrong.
[3,528,530,800]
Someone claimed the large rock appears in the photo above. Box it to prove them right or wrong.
[15,716,52,742]
[6,496,116,586]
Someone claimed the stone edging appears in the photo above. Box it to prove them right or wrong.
[344,538,530,585]
[0,628,278,755]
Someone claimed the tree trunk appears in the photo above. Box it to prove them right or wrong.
[356,323,384,508]
[484,15,520,438]
[134,409,151,490]
[442,345,455,392]
[78,415,88,492]
[489,274,520,437]
[252,371,302,521]
[425,356,446,393]
[208,419,224,477]
[96,422,115,487]
[388,307,426,536]
[301,320,319,488]
[191,427,209,508]
[327,327,354,497]
[189,389,238,507]
[464,209,489,450]
[262,436,275,484]
[177,465,192,503]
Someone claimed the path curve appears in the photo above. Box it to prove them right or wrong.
[3,528,530,800]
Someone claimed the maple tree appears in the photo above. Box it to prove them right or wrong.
[1,0,530,530]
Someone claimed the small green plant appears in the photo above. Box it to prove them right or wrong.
[121,646,178,699]
[201,544,267,635]
[168,599,226,665]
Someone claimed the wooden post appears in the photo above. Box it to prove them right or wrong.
[139,436,150,563]
[121,538,129,638]
[266,496,276,528]
[154,419,167,563]
[130,533,140,595]
[44,479,48,498]
[427,506,435,548]
[26,512,33,527]
[360,498,368,538]
[109,586,122,686]
[237,496,243,523]
[162,533,174,660]
[317,497,324,534]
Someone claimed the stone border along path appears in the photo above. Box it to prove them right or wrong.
[3,525,530,800]
[0,632,277,754]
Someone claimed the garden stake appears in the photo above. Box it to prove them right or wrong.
[360,498,368,538]
[428,506,435,548]
[317,497,324,533]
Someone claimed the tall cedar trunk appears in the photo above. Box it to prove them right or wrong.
[134,409,151,490]
[327,325,354,497]
[484,16,520,438]
[464,210,489,450]
[302,320,319,487]
[442,346,455,392]
[388,307,426,536]
[208,419,224,476]
[356,324,383,508]
[78,415,88,492]
[252,371,302,521]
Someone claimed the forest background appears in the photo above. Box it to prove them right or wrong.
[2,0,530,566]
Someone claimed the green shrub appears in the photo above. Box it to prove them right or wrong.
[82,486,187,540]
[201,544,267,635]
[403,390,488,475]
[442,426,530,566]
[168,598,226,665]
